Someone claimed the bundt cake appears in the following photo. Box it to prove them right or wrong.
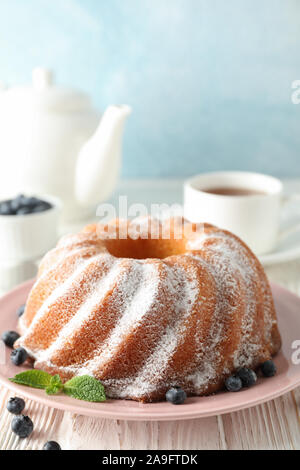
[15,217,281,403]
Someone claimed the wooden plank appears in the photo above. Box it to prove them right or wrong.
[221,391,300,450]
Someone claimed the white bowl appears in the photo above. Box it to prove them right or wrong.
[0,194,61,265]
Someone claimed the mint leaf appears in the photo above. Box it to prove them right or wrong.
[9,370,53,389]
[63,376,106,402]
[10,371,107,403]
[45,375,63,395]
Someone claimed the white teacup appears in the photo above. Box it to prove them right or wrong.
[184,171,299,255]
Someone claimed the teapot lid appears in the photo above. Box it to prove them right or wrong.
[3,68,92,112]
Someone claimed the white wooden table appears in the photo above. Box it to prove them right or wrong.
[0,180,300,450]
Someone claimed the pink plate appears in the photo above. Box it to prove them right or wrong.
[0,280,300,421]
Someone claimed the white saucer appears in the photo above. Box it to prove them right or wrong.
[259,238,300,266]
[259,199,300,266]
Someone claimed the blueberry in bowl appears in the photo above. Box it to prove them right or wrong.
[0,194,52,216]
[0,201,13,215]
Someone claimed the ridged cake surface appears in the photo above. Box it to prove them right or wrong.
[16,218,281,402]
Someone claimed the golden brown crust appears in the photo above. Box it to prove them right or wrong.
[16,219,281,402]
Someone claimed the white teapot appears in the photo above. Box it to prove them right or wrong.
[0,68,131,222]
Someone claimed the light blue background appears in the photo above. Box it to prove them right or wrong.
[0,0,299,178]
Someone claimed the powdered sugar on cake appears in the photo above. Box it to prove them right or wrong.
[16,220,281,402]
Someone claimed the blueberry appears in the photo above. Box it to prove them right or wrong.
[7,397,25,415]
[10,194,26,212]
[225,375,243,392]
[22,196,39,208]
[1,330,20,348]
[0,201,13,215]
[11,415,33,438]
[17,304,26,318]
[16,207,32,215]
[237,368,257,388]
[32,202,52,213]
[261,360,277,378]
[43,441,61,450]
[16,193,26,202]
[11,347,28,366]
[166,387,187,405]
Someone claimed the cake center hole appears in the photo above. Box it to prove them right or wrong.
[102,238,187,260]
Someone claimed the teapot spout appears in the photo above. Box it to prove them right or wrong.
[76,104,131,207]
